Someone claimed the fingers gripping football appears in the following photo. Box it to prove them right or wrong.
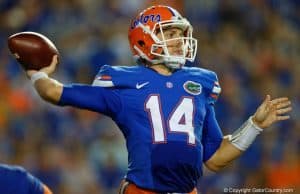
[252,95,292,129]
[27,55,58,78]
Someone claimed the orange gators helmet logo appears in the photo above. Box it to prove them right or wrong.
[128,5,198,69]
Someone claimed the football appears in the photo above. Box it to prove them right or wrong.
[7,31,59,70]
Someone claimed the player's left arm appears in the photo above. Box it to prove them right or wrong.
[205,95,292,172]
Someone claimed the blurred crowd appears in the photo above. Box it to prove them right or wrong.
[0,0,299,194]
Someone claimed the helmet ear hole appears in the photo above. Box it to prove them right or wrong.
[138,40,145,47]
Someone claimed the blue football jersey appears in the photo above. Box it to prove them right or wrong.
[0,164,44,194]
[59,65,223,193]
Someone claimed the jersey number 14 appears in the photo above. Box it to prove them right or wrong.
[145,95,196,145]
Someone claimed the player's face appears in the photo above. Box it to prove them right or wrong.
[156,27,184,56]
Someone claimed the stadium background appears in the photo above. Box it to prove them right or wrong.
[0,0,299,193]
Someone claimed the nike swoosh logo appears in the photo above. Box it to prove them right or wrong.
[136,82,149,89]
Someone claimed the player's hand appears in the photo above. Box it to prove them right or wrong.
[26,55,58,78]
[252,95,292,129]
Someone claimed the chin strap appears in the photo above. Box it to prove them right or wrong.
[163,57,185,69]
[133,49,184,70]
[228,116,263,151]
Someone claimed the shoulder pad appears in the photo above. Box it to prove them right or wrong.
[182,67,221,103]
[92,65,144,88]
[92,65,114,87]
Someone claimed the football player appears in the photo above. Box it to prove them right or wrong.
[25,5,291,194]
[0,164,52,194]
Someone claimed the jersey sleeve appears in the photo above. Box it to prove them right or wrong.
[207,72,221,105]
[201,104,223,162]
[92,65,114,87]
[92,65,143,88]
[58,84,122,117]
[190,67,221,105]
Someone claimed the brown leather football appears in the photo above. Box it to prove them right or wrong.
[8,31,59,70]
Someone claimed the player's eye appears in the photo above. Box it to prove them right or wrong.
[165,31,176,38]
[165,30,183,39]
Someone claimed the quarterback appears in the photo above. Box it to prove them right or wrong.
[25,5,291,194]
